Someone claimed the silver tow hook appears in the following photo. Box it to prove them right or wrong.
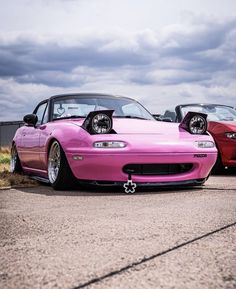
[123,171,137,194]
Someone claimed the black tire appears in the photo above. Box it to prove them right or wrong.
[10,143,22,173]
[211,152,224,175]
[48,140,77,190]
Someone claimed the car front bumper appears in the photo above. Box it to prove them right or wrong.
[66,151,217,184]
[220,140,236,168]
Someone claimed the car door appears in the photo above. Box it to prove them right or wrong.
[21,101,48,170]
[38,102,50,171]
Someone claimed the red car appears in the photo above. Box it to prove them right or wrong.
[174,104,236,173]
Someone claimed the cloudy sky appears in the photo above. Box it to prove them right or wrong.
[0,0,236,120]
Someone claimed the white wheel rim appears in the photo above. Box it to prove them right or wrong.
[48,142,61,183]
[10,146,17,173]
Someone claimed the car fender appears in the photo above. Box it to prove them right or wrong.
[45,123,91,155]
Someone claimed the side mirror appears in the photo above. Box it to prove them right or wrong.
[23,114,38,126]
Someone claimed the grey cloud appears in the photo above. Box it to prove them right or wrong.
[0,96,33,120]
[0,17,236,88]
[0,15,236,121]
[16,70,84,87]
[161,19,236,55]
[0,37,149,81]
[154,19,236,80]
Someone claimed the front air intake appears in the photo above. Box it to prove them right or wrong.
[123,163,193,176]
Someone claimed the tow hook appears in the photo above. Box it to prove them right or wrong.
[123,171,137,194]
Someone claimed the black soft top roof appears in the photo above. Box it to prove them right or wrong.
[176,103,233,108]
[49,93,133,101]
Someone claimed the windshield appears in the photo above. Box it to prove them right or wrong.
[52,96,154,120]
[180,105,236,121]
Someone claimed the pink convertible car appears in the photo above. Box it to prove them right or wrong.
[11,93,217,192]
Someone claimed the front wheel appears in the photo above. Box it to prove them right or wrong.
[211,153,224,175]
[48,141,77,190]
[10,144,22,173]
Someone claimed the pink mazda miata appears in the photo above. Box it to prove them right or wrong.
[11,93,217,192]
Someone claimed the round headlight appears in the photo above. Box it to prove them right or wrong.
[91,113,112,134]
[189,115,207,134]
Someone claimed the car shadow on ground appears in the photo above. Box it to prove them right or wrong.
[16,181,203,197]
[14,168,236,197]
[213,167,236,175]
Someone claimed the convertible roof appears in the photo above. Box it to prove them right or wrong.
[176,103,233,108]
[49,93,132,101]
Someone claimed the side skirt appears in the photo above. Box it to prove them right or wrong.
[30,176,50,183]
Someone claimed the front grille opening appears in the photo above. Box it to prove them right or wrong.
[123,163,193,176]
[95,181,116,185]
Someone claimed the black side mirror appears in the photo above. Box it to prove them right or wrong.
[23,114,38,126]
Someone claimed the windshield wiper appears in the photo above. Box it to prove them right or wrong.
[114,115,148,120]
[52,115,85,121]
[221,117,234,121]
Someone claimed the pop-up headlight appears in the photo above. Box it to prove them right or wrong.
[82,110,115,135]
[91,113,112,134]
[189,115,207,135]
[179,112,208,135]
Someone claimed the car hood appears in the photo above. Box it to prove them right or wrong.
[113,118,182,134]
[209,121,236,131]
[56,118,216,153]
[69,118,181,134]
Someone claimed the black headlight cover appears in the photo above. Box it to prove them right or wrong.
[82,110,115,134]
[179,111,208,135]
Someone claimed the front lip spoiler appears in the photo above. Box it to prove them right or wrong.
[79,178,207,188]
[30,176,207,189]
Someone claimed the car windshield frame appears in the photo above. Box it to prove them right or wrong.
[177,104,236,122]
[50,95,155,121]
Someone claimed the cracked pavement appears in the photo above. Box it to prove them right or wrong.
[0,175,236,289]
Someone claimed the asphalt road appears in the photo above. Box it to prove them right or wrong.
[0,175,236,289]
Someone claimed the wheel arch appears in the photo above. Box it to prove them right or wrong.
[47,137,77,188]
[47,137,58,154]
[46,137,64,160]
[46,124,85,155]
[10,141,23,173]
[46,137,72,171]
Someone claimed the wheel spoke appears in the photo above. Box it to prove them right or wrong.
[10,146,17,173]
[48,142,61,183]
